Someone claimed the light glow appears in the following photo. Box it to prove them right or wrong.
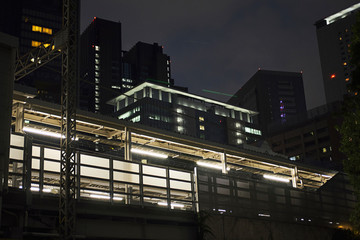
[197,161,230,171]
[263,174,290,183]
[325,3,360,25]
[157,202,185,208]
[23,126,64,139]
[131,148,168,159]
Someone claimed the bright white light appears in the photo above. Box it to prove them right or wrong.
[43,188,52,193]
[258,213,271,217]
[113,197,123,201]
[24,126,64,138]
[90,194,110,200]
[263,174,290,183]
[325,3,360,25]
[131,148,168,159]
[157,202,185,208]
[218,209,226,212]
[31,187,40,192]
[197,161,230,171]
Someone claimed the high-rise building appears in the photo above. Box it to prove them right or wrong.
[108,82,262,146]
[266,102,344,170]
[315,3,360,104]
[228,70,307,137]
[122,41,174,88]
[0,0,63,102]
[79,17,122,114]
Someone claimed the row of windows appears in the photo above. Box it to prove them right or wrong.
[32,25,52,35]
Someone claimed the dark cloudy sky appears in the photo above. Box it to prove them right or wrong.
[81,0,360,110]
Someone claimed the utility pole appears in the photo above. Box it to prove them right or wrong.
[59,0,79,239]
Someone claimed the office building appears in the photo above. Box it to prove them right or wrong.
[266,102,344,170]
[122,41,174,88]
[79,17,122,114]
[108,82,262,146]
[0,0,63,103]
[228,70,307,137]
[315,3,360,104]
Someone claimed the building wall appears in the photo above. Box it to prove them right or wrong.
[122,41,173,87]
[0,0,63,103]
[80,17,122,114]
[113,84,262,146]
[315,5,359,104]
[266,113,344,170]
[228,70,307,137]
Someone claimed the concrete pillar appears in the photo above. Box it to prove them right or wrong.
[14,103,25,133]
[0,33,18,227]
[291,166,300,188]
[220,152,228,174]
[124,127,132,161]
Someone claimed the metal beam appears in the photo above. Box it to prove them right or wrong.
[59,0,79,239]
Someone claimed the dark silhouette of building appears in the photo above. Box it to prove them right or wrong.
[315,3,360,104]
[266,102,344,170]
[0,0,63,103]
[228,70,307,137]
[79,17,122,114]
[122,41,174,88]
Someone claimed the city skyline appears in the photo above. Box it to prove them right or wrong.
[81,0,360,110]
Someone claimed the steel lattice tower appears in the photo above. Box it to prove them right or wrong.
[59,0,79,239]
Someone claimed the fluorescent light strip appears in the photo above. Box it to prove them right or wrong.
[157,202,185,208]
[131,148,168,159]
[263,174,290,183]
[197,161,230,171]
[23,126,64,138]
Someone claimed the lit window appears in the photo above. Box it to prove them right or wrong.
[345,78,350,82]
[199,125,205,131]
[95,45,100,51]
[95,78,99,83]
[95,59,99,64]
[95,65,100,70]
[95,53,99,58]
[95,86,99,90]
[339,37,342,41]
[322,148,327,153]
[95,91,99,97]
[199,116,204,122]
[42,27,52,35]
[32,25,42,33]
[235,123,241,128]
[95,72,99,77]
[31,40,41,47]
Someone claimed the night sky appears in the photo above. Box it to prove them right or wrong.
[81,0,360,110]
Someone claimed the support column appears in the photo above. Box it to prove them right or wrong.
[14,103,25,133]
[124,127,132,161]
[0,33,18,228]
[220,152,228,174]
[291,166,300,188]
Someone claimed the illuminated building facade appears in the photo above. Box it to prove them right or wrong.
[228,70,307,137]
[79,17,122,114]
[315,3,360,104]
[108,82,262,146]
[0,0,62,102]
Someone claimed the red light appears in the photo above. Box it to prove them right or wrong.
[330,74,336,79]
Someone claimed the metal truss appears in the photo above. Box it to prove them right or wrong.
[59,0,79,239]
[14,30,67,81]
